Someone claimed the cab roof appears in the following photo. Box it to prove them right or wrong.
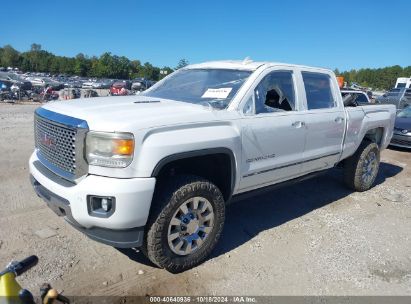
[185,59,333,73]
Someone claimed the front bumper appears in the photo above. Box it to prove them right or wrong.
[390,133,411,148]
[29,152,156,248]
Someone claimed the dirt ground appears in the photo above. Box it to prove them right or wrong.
[0,103,410,296]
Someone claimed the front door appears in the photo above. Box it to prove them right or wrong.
[239,70,306,191]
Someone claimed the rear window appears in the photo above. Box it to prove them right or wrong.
[302,72,335,109]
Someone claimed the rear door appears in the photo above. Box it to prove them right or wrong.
[298,70,345,173]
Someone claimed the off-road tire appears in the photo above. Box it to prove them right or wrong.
[142,175,225,273]
[344,140,380,192]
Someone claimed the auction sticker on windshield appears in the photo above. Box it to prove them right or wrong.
[201,88,232,99]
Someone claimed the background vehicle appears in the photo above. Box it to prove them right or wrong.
[341,89,371,106]
[395,77,411,88]
[376,88,411,110]
[40,86,59,101]
[390,107,411,148]
[131,78,156,92]
[109,80,131,95]
[0,72,32,90]
[29,60,396,273]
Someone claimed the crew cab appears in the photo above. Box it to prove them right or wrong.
[29,60,396,272]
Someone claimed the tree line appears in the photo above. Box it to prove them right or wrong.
[0,44,189,81]
[335,65,411,90]
[1,44,409,89]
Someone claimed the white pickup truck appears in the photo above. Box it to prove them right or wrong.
[30,60,396,272]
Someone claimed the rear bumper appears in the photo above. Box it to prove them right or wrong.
[29,152,156,248]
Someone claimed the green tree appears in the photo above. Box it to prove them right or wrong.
[175,58,189,70]
[130,60,142,78]
[140,62,160,80]
[30,43,42,52]
[1,45,20,68]
[2,43,408,88]
[74,53,91,76]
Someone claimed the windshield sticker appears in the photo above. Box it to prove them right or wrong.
[201,88,232,99]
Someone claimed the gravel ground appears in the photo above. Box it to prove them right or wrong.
[0,103,410,296]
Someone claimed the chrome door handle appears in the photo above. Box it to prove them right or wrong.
[292,121,305,128]
[335,117,344,123]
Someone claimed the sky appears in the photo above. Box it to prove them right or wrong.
[1,0,410,71]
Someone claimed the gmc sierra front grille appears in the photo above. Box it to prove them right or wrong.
[35,115,77,174]
[34,108,89,181]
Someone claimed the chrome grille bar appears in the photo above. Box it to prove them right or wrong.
[34,108,89,181]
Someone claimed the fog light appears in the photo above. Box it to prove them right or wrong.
[88,196,115,217]
[101,198,110,212]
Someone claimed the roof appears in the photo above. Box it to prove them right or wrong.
[185,60,333,73]
[186,60,266,71]
[340,89,367,93]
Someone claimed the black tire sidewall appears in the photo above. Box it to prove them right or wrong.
[353,142,380,191]
[146,176,225,272]
[163,183,223,264]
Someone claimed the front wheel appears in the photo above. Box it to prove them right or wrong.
[344,140,380,192]
[143,176,225,273]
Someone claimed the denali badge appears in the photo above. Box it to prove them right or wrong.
[246,153,276,163]
[40,133,57,148]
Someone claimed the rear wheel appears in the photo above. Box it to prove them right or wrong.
[344,140,380,192]
[143,175,225,273]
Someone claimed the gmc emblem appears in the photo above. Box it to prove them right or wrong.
[40,133,56,148]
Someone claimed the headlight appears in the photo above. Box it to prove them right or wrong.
[86,132,134,168]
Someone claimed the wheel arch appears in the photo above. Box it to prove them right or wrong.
[363,127,385,148]
[151,148,237,202]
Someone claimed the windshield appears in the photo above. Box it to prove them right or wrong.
[397,107,411,118]
[143,69,252,109]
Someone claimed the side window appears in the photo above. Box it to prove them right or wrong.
[302,72,335,110]
[254,71,295,114]
[355,93,369,103]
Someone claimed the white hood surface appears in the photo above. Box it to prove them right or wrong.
[42,95,228,132]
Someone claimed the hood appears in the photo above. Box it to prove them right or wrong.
[394,117,411,131]
[42,95,226,132]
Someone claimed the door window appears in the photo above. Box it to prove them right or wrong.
[253,71,295,114]
[302,72,335,109]
[355,93,369,103]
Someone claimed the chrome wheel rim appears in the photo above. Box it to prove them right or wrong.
[167,196,214,256]
[362,151,378,185]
